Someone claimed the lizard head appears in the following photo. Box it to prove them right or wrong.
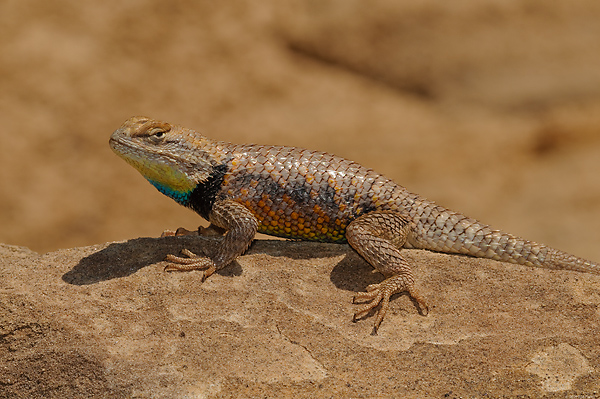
[109,116,223,205]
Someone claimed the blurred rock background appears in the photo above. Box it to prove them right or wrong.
[2,0,600,260]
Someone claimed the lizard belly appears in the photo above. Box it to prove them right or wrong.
[233,196,350,243]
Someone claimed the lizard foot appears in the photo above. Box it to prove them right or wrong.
[161,227,198,237]
[161,224,226,237]
[164,249,217,281]
[353,276,429,335]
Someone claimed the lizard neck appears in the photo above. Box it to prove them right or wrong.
[146,162,229,219]
[187,163,229,219]
[147,178,193,206]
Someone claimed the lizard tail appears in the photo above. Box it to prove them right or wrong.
[542,247,600,274]
[406,203,600,275]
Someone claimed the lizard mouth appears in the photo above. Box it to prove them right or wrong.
[109,135,184,167]
[108,135,128,154]
[109,135,155,158]
[108,137,118,150]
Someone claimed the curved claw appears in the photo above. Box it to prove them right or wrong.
[352,277,428,335]
[164,249,217,281]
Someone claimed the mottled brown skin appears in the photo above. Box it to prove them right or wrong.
[110,116,600,334]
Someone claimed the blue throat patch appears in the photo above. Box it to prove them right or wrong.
[148,179,192,206]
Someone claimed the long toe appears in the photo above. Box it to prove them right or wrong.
[353,275,427,332]
[353,291,383,322]
[164,250,215,272]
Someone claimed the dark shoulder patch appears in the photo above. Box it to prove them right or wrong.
[188,163,228,220]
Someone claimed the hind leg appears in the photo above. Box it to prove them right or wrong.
[346,211,428,334]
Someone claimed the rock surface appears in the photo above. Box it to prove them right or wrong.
[1,239,599,398]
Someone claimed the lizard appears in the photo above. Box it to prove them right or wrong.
[109,116,600,334]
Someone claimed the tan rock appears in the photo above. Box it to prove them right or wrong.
[1,239,599,397]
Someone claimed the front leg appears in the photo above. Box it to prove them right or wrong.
[165,199,258,281]
[346,211,428,334]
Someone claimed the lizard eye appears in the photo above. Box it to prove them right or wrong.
[148,128,167,143]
